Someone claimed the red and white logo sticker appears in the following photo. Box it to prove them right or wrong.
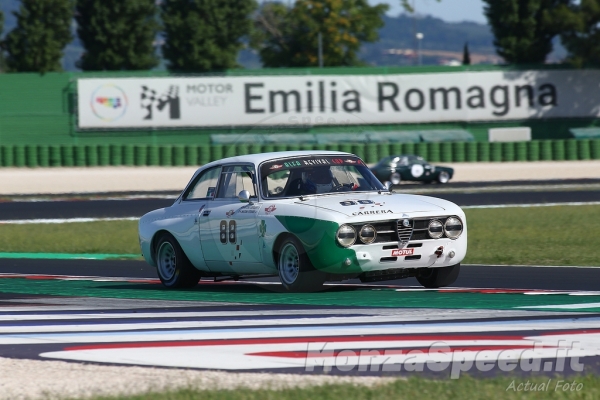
[270,164,283,170]
[264,205,277,214]
[392,248,414,256]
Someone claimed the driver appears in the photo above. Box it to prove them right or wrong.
[300,166,334,194]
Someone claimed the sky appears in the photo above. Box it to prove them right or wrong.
[371,0,487,24]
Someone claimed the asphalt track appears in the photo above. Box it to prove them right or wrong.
[2,178,600,220]
[0,179,600,378]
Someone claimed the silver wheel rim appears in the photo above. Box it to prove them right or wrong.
[279,243,299,284]
[439,171,449,183]
[157,241,177,281]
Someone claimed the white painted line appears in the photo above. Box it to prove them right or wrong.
[463,264,600,269]
[3,318,600,346]
[0,217,139,224]
[463,201,600,209]
[517,302,600,310]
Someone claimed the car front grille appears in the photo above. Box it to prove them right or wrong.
[396,219,413,244]
[352,216,453,245]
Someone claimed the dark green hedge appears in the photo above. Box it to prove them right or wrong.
[1,139,599,167]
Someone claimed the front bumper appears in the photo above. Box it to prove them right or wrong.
[315,238,466,274]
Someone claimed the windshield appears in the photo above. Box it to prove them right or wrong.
[260,155,385,198]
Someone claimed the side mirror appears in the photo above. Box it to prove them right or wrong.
[238,190,252,203]
[383,181,393,191]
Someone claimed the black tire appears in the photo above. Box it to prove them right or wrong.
[437,170,451,184]
[276,236,326,292]
[155,233,201,288]
[416,264,460,288]
[389,172,401,185]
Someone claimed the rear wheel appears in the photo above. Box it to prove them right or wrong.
[155,233,201,288]
[437,170,450,184]
[416,264,460,288]
[277,236,326,292]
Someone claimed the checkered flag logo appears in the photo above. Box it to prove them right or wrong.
[141,85,181,120]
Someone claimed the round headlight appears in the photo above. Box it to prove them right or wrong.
[444,216,463,239]
[428,219,443,239]
[390,172,401,185]
[359,224,377,244]
[336,224,357,247]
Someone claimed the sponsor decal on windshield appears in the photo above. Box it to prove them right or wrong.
[262,156,363,174]
[302,158,330,166]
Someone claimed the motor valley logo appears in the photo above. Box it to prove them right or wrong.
[140,85,181,120]
[90,84,128,122]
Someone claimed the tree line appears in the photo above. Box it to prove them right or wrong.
[1,0,600,73]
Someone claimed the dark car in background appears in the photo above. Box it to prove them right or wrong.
[371,155,454,185]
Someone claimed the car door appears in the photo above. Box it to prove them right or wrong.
[199,164,267,274]
[176,166,221,271]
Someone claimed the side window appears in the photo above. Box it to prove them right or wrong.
[183,167,220,200]
[263,170,290,197]
[216,165,256,199]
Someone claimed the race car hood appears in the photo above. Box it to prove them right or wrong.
[293,193,447,218]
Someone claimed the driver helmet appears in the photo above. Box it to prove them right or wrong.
[301,166,333,194]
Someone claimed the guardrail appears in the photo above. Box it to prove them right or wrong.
[1,139,599,167]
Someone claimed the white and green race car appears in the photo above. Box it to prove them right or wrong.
[139,151,467,292]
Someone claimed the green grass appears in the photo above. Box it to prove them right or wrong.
[81,375,599,400]
[462,205,600,266]
[1,205,599,266]
[0,220,139,255]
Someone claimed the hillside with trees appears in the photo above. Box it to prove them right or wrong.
[0,0,568,71]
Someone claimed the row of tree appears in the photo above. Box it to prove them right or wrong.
[2,0,600,73]
[0,0,387,73]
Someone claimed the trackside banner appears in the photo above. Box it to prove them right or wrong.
[77,70,600,129]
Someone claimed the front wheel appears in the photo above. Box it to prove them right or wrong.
[389,172,401,185]
[437,170,451,184]
[277,236,326,292]
[416,264,460,288]
[155,233,201,288]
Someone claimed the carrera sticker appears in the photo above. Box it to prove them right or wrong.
[392,248,414,256]
[264,205,277,214]
[352,210,393,216]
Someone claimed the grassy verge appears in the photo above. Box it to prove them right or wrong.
[462,205,600,266]
[85,375,598,400]
[0,220,139,255]
[1,205,599,266]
